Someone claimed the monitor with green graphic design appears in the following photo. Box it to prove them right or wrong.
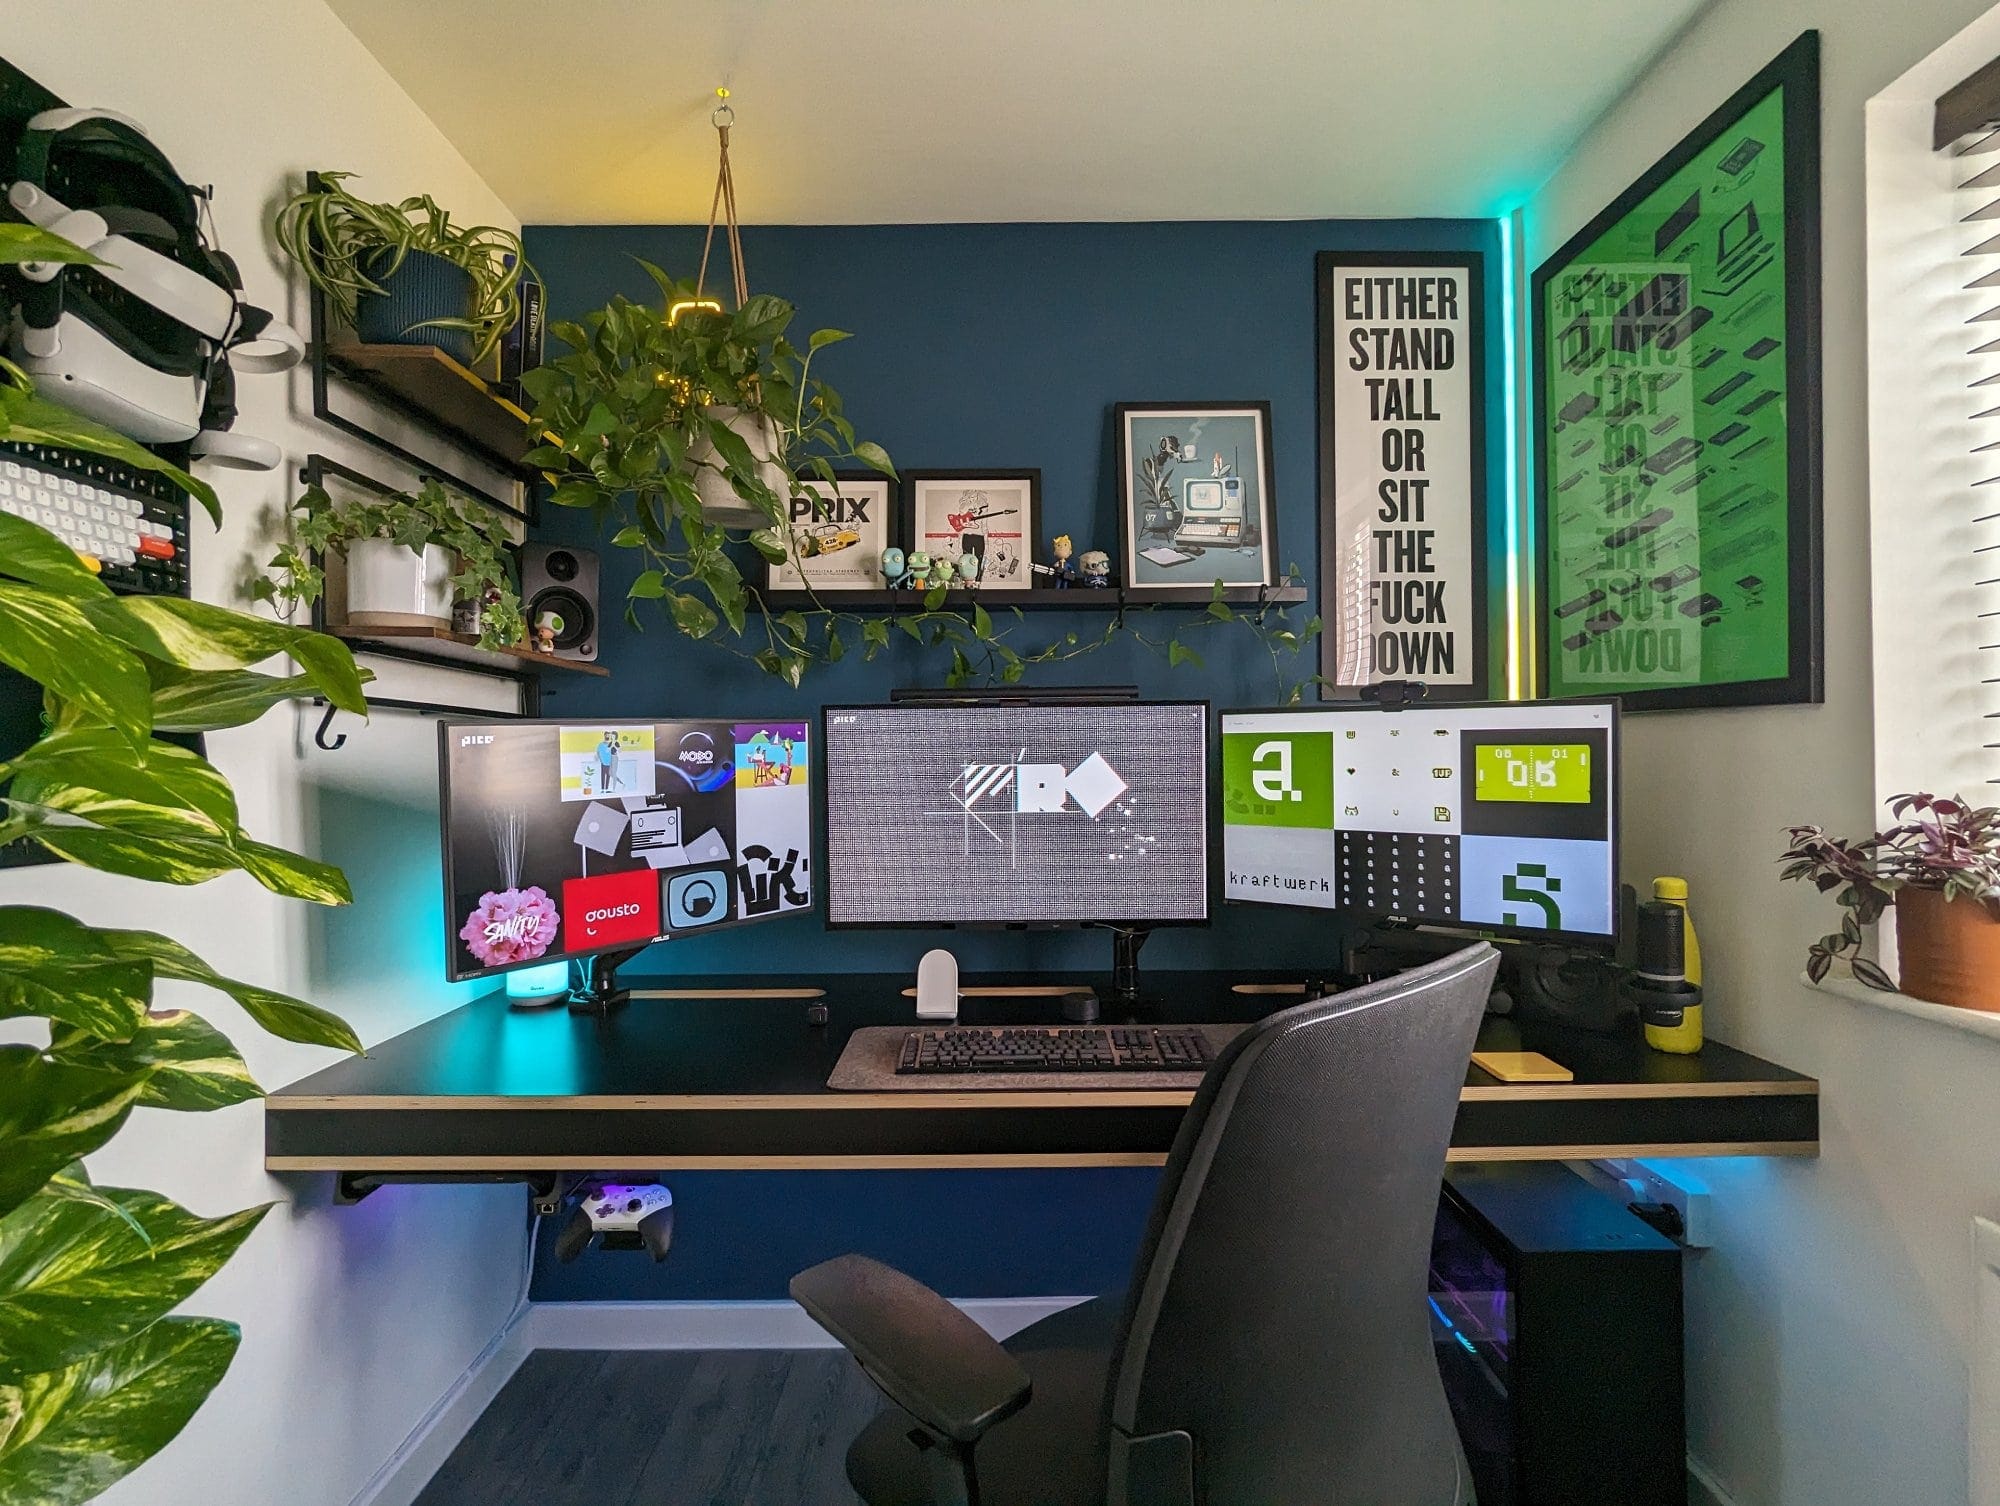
[1219,699,1619,945]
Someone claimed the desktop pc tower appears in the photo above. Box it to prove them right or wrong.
[1429,1163,1685,1506]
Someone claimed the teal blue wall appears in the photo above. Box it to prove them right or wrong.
[521,217,1503,1298]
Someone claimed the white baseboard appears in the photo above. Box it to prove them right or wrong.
[1687,1454,1742,1506]
[347,1295,1090,1506]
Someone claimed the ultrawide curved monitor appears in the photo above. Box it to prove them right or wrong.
[438,717,812,982]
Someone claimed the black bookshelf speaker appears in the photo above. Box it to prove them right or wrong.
[520,543,598,662]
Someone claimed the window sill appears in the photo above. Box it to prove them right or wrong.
[1802,972,2000,1044]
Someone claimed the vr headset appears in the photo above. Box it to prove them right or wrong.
[4,108,301,470]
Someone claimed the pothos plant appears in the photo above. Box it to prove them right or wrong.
[1778,792,2000,989]
[251,476,527,651]
[523,265,1329,697]
[0,224,369,1503]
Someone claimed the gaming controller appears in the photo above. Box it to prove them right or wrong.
[552,1180,675,1263]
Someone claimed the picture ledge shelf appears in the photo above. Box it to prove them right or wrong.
[754,584,1309,614]
[1803,971,2000,1044]
[323,623,610,678]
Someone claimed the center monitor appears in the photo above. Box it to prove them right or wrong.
[820,699,1210,928]
[1219,699,1618,944]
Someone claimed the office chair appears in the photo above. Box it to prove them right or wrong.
[792,942,1499,1506]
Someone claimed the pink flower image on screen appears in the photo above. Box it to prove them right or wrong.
[459,885,560,967]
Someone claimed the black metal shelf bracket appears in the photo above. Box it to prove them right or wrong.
[313,703,346,752]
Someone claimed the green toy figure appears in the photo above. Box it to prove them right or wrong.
[932,556,956,589]
[906,550,932,589]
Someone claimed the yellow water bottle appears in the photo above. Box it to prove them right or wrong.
[1646,876,1704,1053]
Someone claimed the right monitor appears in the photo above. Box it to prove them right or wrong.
[1220,699,1619,944]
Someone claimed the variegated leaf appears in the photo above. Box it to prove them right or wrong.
[48,1011,260,1112]
[0,909,149,1041]
[0,1316,238,1506]
[0,1049,147,1220]
[0,1184,268,1378]
[95,930,361,1054]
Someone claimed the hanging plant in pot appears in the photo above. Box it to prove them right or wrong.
[273,171,535,370]
[1779,792,2000,1010]
[253,476,527,650]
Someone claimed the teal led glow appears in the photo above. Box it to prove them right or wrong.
[505,960,571,1000]
[1497,210,1524,698]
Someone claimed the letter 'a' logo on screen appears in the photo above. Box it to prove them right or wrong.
[1250,740,1302,802]
[1222,731,1333,830]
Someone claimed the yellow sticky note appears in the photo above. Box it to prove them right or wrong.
[1470,1050,1574,1084]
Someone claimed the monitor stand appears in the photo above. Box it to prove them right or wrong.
[1071,925,1152,1023]
[569,947,643,1017]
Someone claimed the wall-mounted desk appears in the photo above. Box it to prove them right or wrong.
[264,972,1818,1176]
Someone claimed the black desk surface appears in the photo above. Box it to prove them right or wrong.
[266,972,1819,1173]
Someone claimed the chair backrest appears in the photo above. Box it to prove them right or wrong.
[1105,943,1498,1506]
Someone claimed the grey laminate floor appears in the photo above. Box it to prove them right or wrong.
[414,1349,883,1506]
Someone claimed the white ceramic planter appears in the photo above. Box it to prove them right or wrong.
[344,538,456,629]
[689,406,787,528]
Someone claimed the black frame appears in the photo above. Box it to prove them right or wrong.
[898,469,1042,590]
[1530,31,1823,711]
[1215,696,1623,948]
[762,469,899,593]
[1314,250,1491,701]
[1113,401,1278,592]
[817,698,1213,930]
[435,714,817,984]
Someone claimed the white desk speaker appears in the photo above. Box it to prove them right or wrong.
[916,949,959,1021]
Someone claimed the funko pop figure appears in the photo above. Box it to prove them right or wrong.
[957,551,981,586]
[880,546,909,589]
[1078,549,1112,588]
[906,550,932,589]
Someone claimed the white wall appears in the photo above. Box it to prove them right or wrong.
[3,4,530,1502]
[1526,3,2000,1503]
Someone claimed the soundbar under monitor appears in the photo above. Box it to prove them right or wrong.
[1220,699,1618,945]
[821,699,1210,927]
[438,717,812,984]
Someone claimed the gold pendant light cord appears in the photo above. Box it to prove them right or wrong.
[696,95,749,310]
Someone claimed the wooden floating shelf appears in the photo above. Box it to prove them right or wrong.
[753,585,1308,614]
[324,340,542,472]
[325,623,610,677]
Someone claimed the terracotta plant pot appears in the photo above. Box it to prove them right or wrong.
[1893,886,2000,1011]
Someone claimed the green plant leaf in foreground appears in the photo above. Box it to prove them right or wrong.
[0,585,151,749]
[149,667,371,735]
[49,1010,260,1112]
[0,225,105,267]
[0,1049,147,1221]
[0,1186,269,1379]
[96,930,362,1054]
[83,596,367,716]
[0,1316,239,1506]
[0,514,113,601]
[0,370,218,528]
[0,909,149,1042]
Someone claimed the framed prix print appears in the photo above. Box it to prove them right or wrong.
[1316,250,1489,700]
[1116,402,1276,590]
[766,473,895,593]
[904,471,1038,590]
[1532,31,1822,710]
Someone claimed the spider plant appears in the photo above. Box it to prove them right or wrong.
[273,171,535,365]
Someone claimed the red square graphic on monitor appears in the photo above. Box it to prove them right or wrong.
[562,868,659,952]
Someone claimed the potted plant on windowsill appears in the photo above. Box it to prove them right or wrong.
[254,477,526,651]
[1779,792,2000,1010]
[273,171,535,371]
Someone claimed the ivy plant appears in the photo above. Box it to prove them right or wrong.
[0,225,369,1505]
[251,476,527,651]
[525,266,1326,694]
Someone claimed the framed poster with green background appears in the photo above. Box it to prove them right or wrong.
[1532,31,1822,709]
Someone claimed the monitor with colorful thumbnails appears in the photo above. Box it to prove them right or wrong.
[437,717,813,983]
[1219,699,1620,946]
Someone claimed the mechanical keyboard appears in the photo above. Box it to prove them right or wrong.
[0,441,190,596]
[896,1025,1215,1075]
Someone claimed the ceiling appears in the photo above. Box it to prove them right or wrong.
[326,0,1708,226]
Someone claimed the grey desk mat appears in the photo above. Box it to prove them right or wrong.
[827,1024,1248,1092]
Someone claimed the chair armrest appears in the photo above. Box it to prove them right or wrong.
[791,1254,1032,1444]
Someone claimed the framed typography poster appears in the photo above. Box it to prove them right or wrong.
[1532,31,1822,710]
[1317,249,1489,699]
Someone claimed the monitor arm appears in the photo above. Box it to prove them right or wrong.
[568,946,644,1016]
